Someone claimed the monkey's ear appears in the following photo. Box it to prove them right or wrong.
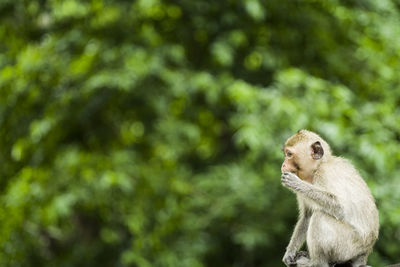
[311,141,324,160]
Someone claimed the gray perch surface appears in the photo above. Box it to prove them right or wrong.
[288,251,371,267]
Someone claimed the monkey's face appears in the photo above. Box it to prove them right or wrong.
[281,141,324,183]
[281,147,299,174]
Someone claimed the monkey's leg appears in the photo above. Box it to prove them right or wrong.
[306,248,330,267]
[295,257,329,267]
[351,254,368,267]
[303,238,330,267]
[308,213,369,267]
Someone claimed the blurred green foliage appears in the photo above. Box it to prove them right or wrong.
[0,0,400,266]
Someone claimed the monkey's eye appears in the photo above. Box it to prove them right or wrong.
[286,151,293,158]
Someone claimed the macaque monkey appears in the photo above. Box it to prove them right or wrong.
[281,130,379,267]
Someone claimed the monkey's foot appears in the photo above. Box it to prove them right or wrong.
[295,251,309,260]
[288,251,310,267]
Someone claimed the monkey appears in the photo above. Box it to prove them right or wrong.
[281,130,379,267]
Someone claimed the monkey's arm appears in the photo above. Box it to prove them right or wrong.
[282,172,345,221]
[283,200,310,266]
[286,203,311,252]
[300,185,345,221]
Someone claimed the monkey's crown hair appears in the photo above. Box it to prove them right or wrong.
[286,129,332,157]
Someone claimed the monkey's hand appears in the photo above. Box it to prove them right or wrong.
[282,250,297,266]
[281,172,305,192]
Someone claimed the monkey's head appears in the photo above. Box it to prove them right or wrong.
[281,130,331,182]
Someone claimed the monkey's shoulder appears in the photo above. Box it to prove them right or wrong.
[315,156,373,199]
[318,156,364,181]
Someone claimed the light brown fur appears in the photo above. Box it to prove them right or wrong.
[281,130,379,267]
